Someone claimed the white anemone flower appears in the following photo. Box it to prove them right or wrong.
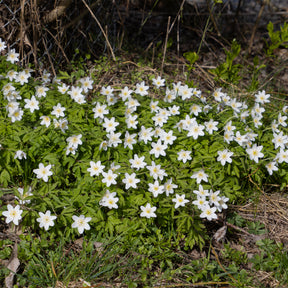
[6,48,19,64]
[172,194,189,209]
[140,203,157,218]
[150,140,167,158]
[124,132,137,150]
[107,132,122,147]
[100,85,114,97]
[14,150,27,160]
[255,90,270,104]
[152,76,165,88]
[8,108,24,122]
[135,81,149,96]
[246,144,264,163]
[92,102,109,119]
[177,150,192,163]
[37,210,57,231]
[119,86,133,101]
[66,134,82,149]
[33,163,53,182]
[160,130,176,145]
[187,122,205,139]
[0,38,7,52]
[217,149,233,166]
[72,215,91,234]
[164,178,178,196]
[51,103,66,118]
[200,205,217,221]
[103,117,119,133]
[122,172,140,190]
[265,161,278,175]
[16,71,29,85]
[191,170,209,184]
[146,161,167,181]
[204,119,219,134]
[129,154,147,170]
[35,86,49,98]
[193,185,210,198]
[87,160,105,177]
[40,115,51,128]
[148,180,165,197]
[2,204,23,225]
[101,169,118,187]
[24,96,39,113]
[100,191,119,209]
[16,187,33,205]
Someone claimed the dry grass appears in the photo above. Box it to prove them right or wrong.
[237,191,288,247]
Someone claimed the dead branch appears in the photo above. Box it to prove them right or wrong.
[62,1,101,30]
[43,0,73,23]
[82,0,116,61]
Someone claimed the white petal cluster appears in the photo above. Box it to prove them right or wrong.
[2,37,285,233]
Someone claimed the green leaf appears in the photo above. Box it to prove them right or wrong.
[0,169,10,187]
[183,51,199,70]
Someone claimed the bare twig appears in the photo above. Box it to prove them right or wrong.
[31,0,39,69]
[0,232,20,241]
[41,36,56,77]
[82,0,116,61]
[161,16,171,76]
[211,245,238,284]
[195,62,215,89]
[177,14,180,69]
[62,1,101,30]
[226,222,255,236]
[153,281,231,287]
[44,28,70,65]
[160,0,185,75]
[20,0,25,65]
[168,0,186,34]
[248,0,267,53]
[206,0,221,37]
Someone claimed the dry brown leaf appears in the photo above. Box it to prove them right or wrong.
[213,225,227,243]
[5,243,20,288]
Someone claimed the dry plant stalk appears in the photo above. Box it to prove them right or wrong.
[161,16,171,77]
[248,0,267,53]
[19,0,25,64]
[82,0,116,61]
[160,0,186,75]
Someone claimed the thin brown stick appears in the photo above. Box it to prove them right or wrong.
[206,0,221,37]
[31,0,39,69]
[177,14,180,70]
[44,28,70,65]
[161,16,171,76]
[195,62,215,89]
[20,0,25,65]
[62,1,101,29]
[82,0,116,61]
[248,1,266,53]
[154,281,231,287]
[168,0,186,34]
[211,245,238,284]
[41,37,56,77]
[226,222,254,236]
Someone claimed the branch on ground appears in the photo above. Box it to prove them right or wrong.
[42,0,73,23]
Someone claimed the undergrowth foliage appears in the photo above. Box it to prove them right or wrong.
[1,38,288,250]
